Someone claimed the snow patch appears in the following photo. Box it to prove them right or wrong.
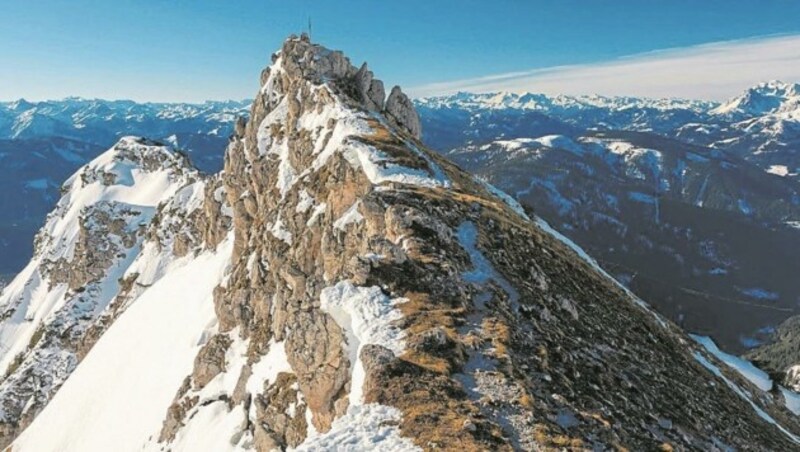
[767,165,790,176]
[270,216,293,245]
[692,350,800,444]
[296,189,315,213]
[293,404,419,452]
[246,340,293,395]
[308,281,414,451]
[457,221,519,309]
[738,198,754,215]
[533,135,584,154]
[333,201,364,231]
[306,202,327,227]
[739,287,779,301]
[628,192,656,204]
[691,335,772,391]
[692,335,800,420]
[319,281,405,405]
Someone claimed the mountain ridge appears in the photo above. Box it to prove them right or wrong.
[1,34,799,451]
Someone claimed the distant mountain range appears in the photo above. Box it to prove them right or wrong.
[417,81,800,181]
[0,98,249,275]
[1,82,799,353]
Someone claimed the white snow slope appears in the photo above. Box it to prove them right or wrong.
[12,236,234,451]
[0,137,200,437]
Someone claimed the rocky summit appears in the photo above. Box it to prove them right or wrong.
[2,35,800,451]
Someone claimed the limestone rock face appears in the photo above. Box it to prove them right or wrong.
[46,202,147,290]
[154,35,800,451]
[385,85,422,139]
[354,62,386,111]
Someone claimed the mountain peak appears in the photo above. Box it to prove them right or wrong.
[752,79,800,94]
[68,136,192,189]
[260,34,421,139]
[713,80,800,116]
[7,98,35,112]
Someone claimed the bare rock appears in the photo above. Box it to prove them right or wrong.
[253,423,282,452]
[384,85,421,139]
[159,377,197,443]
[354,63,385,111]
[254,372,308,448]
[285,311,349,432]
[192,334,232,389]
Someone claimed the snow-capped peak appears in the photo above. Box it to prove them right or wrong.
[0,135,203,447]
[712,80,800,117]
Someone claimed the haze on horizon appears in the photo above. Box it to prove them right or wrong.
[2,0,800,102]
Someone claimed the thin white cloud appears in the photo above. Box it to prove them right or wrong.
[409,35,800,101]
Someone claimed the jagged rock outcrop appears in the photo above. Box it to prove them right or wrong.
[385,85,421,139]
[354,62,386,112]
[6,36,800,452]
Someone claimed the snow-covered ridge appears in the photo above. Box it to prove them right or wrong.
[35,137,193,262]
[0,136,203,446]
[414,81,800,119]
[11,235,235,452]
[0,98,251,140]
[415,90,717,113]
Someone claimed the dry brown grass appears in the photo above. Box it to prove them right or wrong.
[401,349,451,375]
[398,292,464,333]
[398,292,465,374]
[537,344,550,371]
[359,118,431,172]
[518,392,535,409]
[406,408,509,451]
[532,424,585,450]
[482,317,511,358]
[364,118,395,142]
[360,288,513,450]
[364,357,511,451]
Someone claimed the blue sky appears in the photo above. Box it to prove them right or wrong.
[2,0,800,101]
